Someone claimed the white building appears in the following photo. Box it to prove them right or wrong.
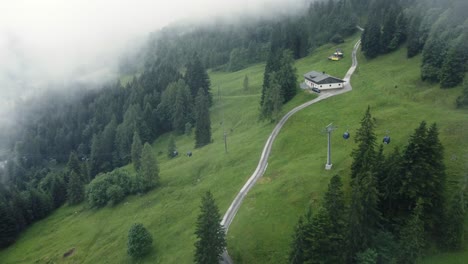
[304,71,345,90]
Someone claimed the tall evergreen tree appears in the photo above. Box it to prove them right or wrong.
[289,210,312,264]
[137,143,159,192]
[194,88,212,148]
[185,53,212,104]
[351,106,377,179]
[398,199,426,264]
[361,16,382,59]
[173,80,194,134]
[67,171,84,205]
[277,50,297,103]
[443,177,466,250]
[131,132,143,171]
[0,202,17,248]
[440,35,467,88]
[260,72,283,121]
[194,191,226,264]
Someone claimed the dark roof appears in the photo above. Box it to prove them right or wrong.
[303,71,345,84]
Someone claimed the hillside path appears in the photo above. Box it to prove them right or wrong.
[220,36,362,264]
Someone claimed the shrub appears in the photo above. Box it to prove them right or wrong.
[330,34,344,44]
[106,185,124,206]
[127,223,153,258]
[86,169,133,207]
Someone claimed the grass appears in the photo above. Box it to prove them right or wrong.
[1,33,467,263]
[227,43,468,263]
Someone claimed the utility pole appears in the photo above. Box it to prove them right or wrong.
[324,123,337,170]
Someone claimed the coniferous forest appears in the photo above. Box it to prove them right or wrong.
[0,1,467,262]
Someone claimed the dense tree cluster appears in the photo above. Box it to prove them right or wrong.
[290,107,464,263]
[361,0,467,88]
[143,0,358,73]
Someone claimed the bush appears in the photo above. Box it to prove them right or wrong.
[106,185,124,206]
[127,223,153,258]
[86,169,133,207]
[330,34,344,44]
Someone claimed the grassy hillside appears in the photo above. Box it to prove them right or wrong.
[227,44,468,263]
[1,33,467,264]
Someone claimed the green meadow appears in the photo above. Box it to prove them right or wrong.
[0,33,467,263]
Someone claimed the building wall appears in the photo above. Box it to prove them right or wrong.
[305,79,344,90]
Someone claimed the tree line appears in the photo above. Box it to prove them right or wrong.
[0,53,212,248]
[289,107,466,263]
[361,0,467,90]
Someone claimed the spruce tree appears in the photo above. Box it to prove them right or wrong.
[194,191,226,264]
[361,16,382,59]
[185,54,212,104]
[289,211,311,264]
[260,72,283,121]
[138,143,159,192]
[0,202,17,248]
[131,132,143,171]
[444,184,465,250]
[194,88,212,148]
[67,171,84,205]
[277,50,297,103]
[440,36,467,88]
[323,175,347,263]
[398,199,426,264]
[67,152,82,176]
[173,80,193,133]
[351,106,377,179]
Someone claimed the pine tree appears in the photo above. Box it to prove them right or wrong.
[67,152,82,176]
[277,50,297,103]
[261,50,281,107]
[289,208,312,264]
[194,191,226,264]
[323,175,347,263]
[173,80,193,133]
[380,9,398,53]
[131,132,143,171]
[407,14,423,58]
[137,143,159,192]
[185,53,212,104]
[400,122,446,234]
[194,88,212,148]
[398,199,426,264]
[67,171,84,205]
[0,202,17,248]
[440,36,467,88]
[260,72,283,121]
[444,183,465,250]
[361,16,382,59]
[351,106,377,179]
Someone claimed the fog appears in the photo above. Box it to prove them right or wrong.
[0,0,308,133]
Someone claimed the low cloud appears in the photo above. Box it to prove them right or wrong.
[0,0,308,131]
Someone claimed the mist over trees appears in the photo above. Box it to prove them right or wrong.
[360,0,467,89]
[0,0,466,252]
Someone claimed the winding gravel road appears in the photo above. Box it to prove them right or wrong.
[220,36,362,264]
